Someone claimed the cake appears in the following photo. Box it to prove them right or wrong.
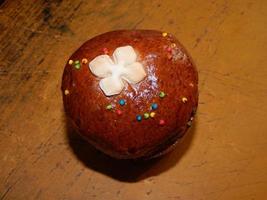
[61,30,198,159]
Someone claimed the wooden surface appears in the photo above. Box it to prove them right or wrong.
[1,0,267,199]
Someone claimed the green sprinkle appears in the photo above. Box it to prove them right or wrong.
[106,104,112,110]
[74,64,80,69]
[144,113,150,119]
[159,91,166,98]
[74,60,81,69]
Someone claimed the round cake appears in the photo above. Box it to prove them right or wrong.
[61,30,198,159]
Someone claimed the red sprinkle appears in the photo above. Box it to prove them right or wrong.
[167,47,172,52]
[116,110,122,115]
[103,47,109,54]
[159,119,165,126]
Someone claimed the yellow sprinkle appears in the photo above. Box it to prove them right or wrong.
[82,58,88,64]
[150,112,156,118]
[144,113,150,119]
[182,97,188,103]
[162,32,168,37]
[68,60,73,65]
[64,89,70,95]
[106,104,113,110]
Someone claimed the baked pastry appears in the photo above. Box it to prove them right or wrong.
[61,30,198,159]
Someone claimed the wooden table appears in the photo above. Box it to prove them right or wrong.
[1,0,267,199]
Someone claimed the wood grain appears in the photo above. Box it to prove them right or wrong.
[1,0,267,199]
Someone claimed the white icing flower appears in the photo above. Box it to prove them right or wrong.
[89,46,146,96]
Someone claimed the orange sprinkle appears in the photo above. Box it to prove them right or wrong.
[82,58,88,64]
[167,54,172,60]
[182,97,188,103]
[64,89,70,95]
[162,32,168,37]
[171,43,176,48]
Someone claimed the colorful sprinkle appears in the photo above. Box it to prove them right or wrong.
[74,60,81,69]
[103,47,109,54]
[159,91,166,98]
[136,115,142,121]
[64,89,69,95]
[119,99,126,106]
[171,43,177,48]
[162,32,168,37]
[163,45,169,50]
[167,53,172,60]
[167,47,172,52]
[189,83,194,87]
[106,104,113,110]
[151,103,158,110]
[144,113,150,119]
[182,97,188,103]
[116,109,122,115]
[159,119,165,126]
[150,112,156,118]
[187,120,193,127]
[82,58,88,64]
[68,60,73,65]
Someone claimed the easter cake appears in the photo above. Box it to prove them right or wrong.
[61,30,198,159]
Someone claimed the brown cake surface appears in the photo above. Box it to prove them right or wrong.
[61,30,198,159]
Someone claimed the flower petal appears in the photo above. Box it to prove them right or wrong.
[113,46,137,65]
[122,62,146,84]
[99,76,125,96]
[89,55,114,78]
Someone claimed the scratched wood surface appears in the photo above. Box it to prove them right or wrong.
[0,0,267,199]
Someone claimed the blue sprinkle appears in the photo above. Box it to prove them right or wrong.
[119,99,126,106]
[151,103,158,110]
[136,115,142,121]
